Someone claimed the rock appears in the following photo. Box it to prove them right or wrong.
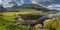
[43,19,52,25]
[34,24,43,29]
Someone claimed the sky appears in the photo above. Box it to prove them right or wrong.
[0,0,60,10]
[0,0,32,8]
[24,0,32,4]
[31,0,60,10]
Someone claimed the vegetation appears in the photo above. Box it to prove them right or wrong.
[0,11,60,30]
[0,6,7,12]
[0,4,56,12]
[44,18,60,30]
[0,11,44,30]
[0,4,60,30]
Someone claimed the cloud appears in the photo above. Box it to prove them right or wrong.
[14,0,24,6]
[31,0,37,4]
[0,0,3,4]
[0,0,24,8]
[46,4,60,10]
[31,0,40,4]
[0,0,60,10]
[31,0,53,5]
[21,0,24,4]
[0,0,16,8]
[31,0,60,10]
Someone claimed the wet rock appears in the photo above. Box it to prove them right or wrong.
[34,24,43,29]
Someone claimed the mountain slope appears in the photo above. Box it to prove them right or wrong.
[4,4,47,12]
[31,0,60,10]
[0,6,7,12]
[0,4,57,12]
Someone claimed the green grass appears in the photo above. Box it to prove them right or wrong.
[0,12,40,30]
[44,18,60,30]
[1,11,60,30]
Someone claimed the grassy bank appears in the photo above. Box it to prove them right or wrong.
[0,12,42,30]
[0,11,60,30]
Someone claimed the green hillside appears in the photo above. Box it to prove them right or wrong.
[0,4,55,12]
[0,4,58,12]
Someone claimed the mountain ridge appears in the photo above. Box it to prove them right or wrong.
[0,4,58,12]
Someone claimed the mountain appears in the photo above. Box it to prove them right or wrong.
[0,0,31,8]
[5,6,21,12]
[20,4,60,12]
[0,0,60,10]
[20,4,41,9]
[31,0,60,10]
[31,0,60,6]
[0,6,7,12]
[0,4,58,12]
[5,4,40,11]
[5,4,55,12]
[0,0,24,8]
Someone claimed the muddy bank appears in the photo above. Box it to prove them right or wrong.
[18,14,43,20]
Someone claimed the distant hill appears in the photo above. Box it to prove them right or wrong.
[20,4,56,12]
[5,6,20,12]
[6,4,41,10]
[5,4,51,11]
[0,6,7,12]
[0,4,58,12]
[20,4,47,10]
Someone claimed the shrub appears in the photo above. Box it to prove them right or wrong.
[43,18,60,30]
